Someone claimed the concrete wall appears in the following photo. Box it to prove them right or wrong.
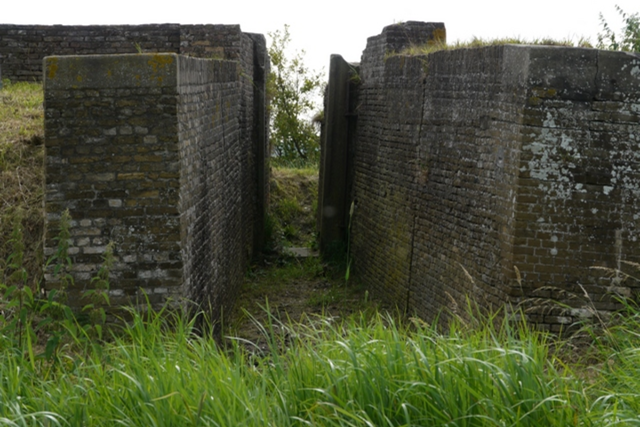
[321,22,640,329]
[43,52,267,325]
[0,24,249,82]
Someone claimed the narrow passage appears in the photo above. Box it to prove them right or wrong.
[226,167,382,351]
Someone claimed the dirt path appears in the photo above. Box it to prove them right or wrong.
[225,168,381,352]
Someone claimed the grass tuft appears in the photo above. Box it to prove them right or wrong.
[396,36,594,57]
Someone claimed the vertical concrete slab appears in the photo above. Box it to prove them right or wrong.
[248,33,269,256]
[318,54,353,254]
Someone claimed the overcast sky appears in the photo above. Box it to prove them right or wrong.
[3,0,638,76]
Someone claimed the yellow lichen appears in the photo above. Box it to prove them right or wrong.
[528,96,542,106]
[47,58,58,80]
[147,54,174,85]
[148,54,174,73]
[531,87,557,98]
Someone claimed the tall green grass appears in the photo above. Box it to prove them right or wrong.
[2,301,640,426]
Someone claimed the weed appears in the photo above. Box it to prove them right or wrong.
[0,209,34,355]
[0,208,113,363]
[81,241,114,339]
[45,209,73,302]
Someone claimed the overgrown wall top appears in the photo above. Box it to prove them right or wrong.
[359,21,445,83]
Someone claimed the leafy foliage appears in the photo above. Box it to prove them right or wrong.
[268,25,324,165]
[1,210,113,363]
[598,5,640,52]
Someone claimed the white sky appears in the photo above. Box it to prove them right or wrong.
[3,0,638,78]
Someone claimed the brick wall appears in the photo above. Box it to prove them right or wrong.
[0,24,255,82]
[177,56,244,322]
[43,52,266,325]
[405,46,526,322]
[44,54,183,308]
[322,22,640,329]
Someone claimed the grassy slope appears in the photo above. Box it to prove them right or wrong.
[0,81,44,287]
[267,166,319,249]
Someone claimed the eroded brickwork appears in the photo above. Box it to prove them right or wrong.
[325,22,640,329]
[177,56,248,322]
[44,54,183,307]
[514,48,640,329]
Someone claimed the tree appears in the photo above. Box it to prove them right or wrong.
[598,5,640,52]
[268,25,324,166]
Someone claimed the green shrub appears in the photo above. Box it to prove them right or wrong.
[598,5,640,52]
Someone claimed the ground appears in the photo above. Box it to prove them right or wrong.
[225,167,386,352]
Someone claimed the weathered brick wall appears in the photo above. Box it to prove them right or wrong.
[179,25,242,60]
[44,52,265,323]
[406,46,527,322]
[349,52,425,314]
[1,25,180,81]
[328,22,640,329]
[0,24,252,82]
[351,45,523,320]
[44,54,183,308]
[514,47,640,330]
[177,57,243,321]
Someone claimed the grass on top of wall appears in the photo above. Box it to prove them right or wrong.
[395,36,594,57]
